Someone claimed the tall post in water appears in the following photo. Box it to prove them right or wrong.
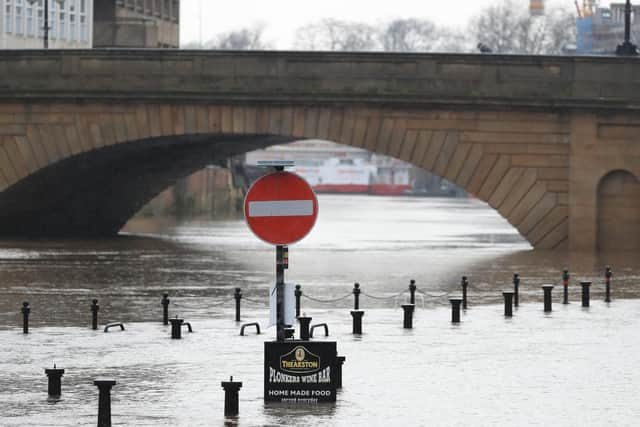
[234,288,242,322]
[94,379,116,427]
[461,276,469,310]
[350,283,364,334]
[513,274,520,307]
[276,245,285,341]
[45,365,65,397]
[581,281,591,307]
[161,293,170,325]
[409,279,416,304]
[294,285,302,318]
[605,266,612,303]
[221,377,242,417]
[91,299,99,330]
[503,291,514,317]
[353,283,361,310]
[21,302,30,334]
[562,270,570,305]
[542,285,554,312]
[449,297,462,323]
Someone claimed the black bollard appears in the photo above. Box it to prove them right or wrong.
[234,288,242,322]
[353,283,361,310]
[562,269,570,305]
[450,297,462,323]
[605,266,612,303]
[581,281,591,307]
[461,276,469,310]
[298,316,312,341]
[409,280,416,304]
[161,293,170,326]
[91,299,99,330]
[503,291,514,317]
[513,274,520,307]
[221,376,242,417]
[350,310,364,334]
[94,379,116,427]
[169,317,184,339]
[295,285,302,318]
[401,304,415,329]
[45,365,65,397]
[542,284,554,312]
[21,302,30,334]
[336,356,346,388]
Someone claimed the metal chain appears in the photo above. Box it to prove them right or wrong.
[415,288,452,299]
[361,290,407,300]
[301,293,352,303]
[242,296,268,305]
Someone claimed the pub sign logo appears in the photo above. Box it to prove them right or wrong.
[280,346,320,374]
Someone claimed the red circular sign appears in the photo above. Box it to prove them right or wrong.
[244,171,319,245]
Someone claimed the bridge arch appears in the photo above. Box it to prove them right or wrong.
[597,169,640,252]
[0,103,570,248]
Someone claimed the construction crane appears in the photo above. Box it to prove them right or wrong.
[575,0,599,17]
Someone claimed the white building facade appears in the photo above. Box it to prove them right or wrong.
[0,0,93,49]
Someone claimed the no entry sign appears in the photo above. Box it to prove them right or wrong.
[244,171,319,245]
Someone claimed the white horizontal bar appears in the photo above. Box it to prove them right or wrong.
[248,200,314,217]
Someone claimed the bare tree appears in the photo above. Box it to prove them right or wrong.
[201,25,272,50]
[295,19,380,51]
[471,0,575,54]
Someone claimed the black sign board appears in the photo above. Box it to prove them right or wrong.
[264,341,337,403]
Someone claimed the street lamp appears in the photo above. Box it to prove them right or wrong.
[616,0,638,55]
[26,0,65,49]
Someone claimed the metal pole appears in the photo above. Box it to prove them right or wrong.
[44,0,49,49]
[276,245,284,341]
[616,0,638,55]
[513,274,520,307]
[562,270,569,305]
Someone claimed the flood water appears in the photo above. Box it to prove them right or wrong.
[0,195,638,426]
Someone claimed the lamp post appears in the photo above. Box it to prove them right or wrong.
[27,0,65,49]
[616,0,638,55]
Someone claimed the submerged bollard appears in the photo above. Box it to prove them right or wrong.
[449,297,462,323]
[581,281,591,307]
[234,288,242,322]
[94,379,116,427]
[169,317,184,339]
[542,284,554,312]
[161,293,170,326]
[409,280,417,304]
[353,283,361,310]
[336,356,346,388]
[298,316,312,341]
[513,274,520,307]
[221,376,242,417]
[461,276,469,310]
[295,285,302,318]
[503,291,514,317]
[45,365,65,397]
[21,302,30,334]
[562,270,570,305]
[350,310,364,334]
[91,299,99,330]
[401,304,415,329]
[605,266,612,303]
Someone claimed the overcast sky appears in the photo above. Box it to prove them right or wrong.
[180,0,569,48]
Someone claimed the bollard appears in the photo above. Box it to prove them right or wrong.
[461,276,469,310]
[542,284,554,312]
[169,317,184,339]
[94,379,116,427]
[605,266,612,303]
[298,316,312,341]
[221,376,242,417]
[21,302,30,334]
[45,365,65,397]
[161,293,170,326]
[562,269,570,305]
[295,285,302,318]
[91,299,99,330]
[581,281,591,307]
[336,356,346,388]
[353,283,361,310]
[513,274,520,307]
[503,291,514,317]
[234,288,242,322]
[350,310,364,334]
[409,280,417,305]
[449,297,462,323]
[401,304,415,329]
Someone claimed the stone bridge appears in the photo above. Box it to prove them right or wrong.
[0,50,639,252]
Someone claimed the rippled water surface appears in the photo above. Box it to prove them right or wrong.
[0,195,638,426]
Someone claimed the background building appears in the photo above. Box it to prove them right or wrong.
[93,0,179,48]
[0,0,93,49]
[576,1,640,53]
